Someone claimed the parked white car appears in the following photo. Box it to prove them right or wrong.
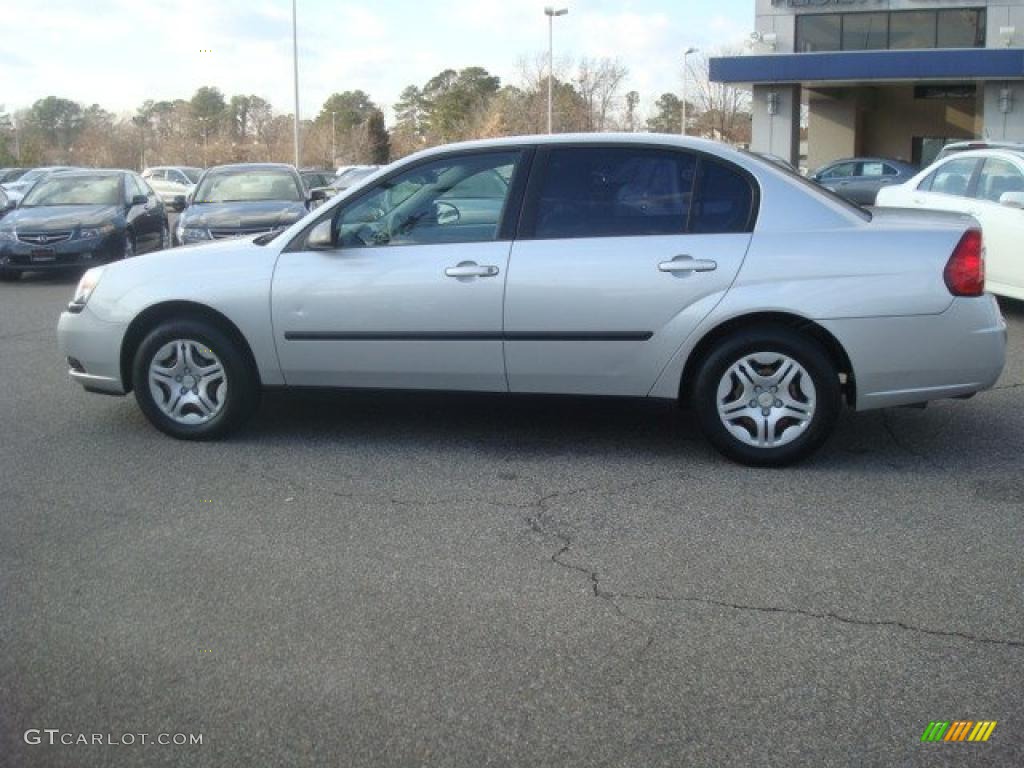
[876,149,1024,301]
[141,166,203,208]
[57,135,1006,466]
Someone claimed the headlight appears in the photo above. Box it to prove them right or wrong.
[68,266,104,313]
[179,227,211,243]
[78,223,116,240]
[0,229,15,242]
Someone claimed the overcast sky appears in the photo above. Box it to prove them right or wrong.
[1,0,751,120]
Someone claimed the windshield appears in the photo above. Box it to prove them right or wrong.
[21,175,121,207]
[18,168,48,184]
[181,168,202,184]
[331,168,376,190]
[194,170,302,203]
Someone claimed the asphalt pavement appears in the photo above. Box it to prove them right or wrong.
[1,270,1022,767]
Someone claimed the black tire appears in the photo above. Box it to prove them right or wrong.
[132,319,260,440]
[0,268,21,282]
[691,325,841,467]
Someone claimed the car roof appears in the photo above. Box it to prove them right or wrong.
[204,163,296,173]
[50,169,126,177]
[404,133,758,168]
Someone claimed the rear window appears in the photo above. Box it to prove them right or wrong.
[745,150,871,221]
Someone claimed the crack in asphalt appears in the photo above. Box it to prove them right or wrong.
[603,590,1024,649]
[880,410,947,472]
[526,482,1023,652]
[260,467,1021,652]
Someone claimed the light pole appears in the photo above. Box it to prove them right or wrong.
[292,0,301,167]
[330,110,337,167]
[682,46,699,136]
[545,6,568,134]
[198,117,209,166]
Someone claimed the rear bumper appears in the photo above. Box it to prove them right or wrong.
[57,307,129,396]
[822,295,1007,410]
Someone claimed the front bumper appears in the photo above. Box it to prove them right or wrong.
[57,307,129,396]
[0,233,123,270]
[822,295,1007,411]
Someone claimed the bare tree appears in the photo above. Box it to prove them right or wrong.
[686,48,752,143]
[575,58,629,132]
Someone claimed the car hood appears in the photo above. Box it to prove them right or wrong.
[181,200,307,229]
[3,205,122,231]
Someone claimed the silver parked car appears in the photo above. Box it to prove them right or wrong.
[57,135,1006,466]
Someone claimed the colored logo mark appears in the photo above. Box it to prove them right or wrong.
[921,721,997,742]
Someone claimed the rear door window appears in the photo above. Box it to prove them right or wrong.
[919,157,980,196]
[973,157,1024,202]
[533,147,696,239]
[689,159,755,234]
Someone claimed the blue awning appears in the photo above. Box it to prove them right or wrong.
[710,49,1024,85]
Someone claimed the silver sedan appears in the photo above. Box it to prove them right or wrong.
[57,134,1007,466]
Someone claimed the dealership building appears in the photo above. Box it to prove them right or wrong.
[710,1,1024,171]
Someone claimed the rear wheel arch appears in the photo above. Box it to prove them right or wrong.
[679,312,856,408]
[120,301,260,393]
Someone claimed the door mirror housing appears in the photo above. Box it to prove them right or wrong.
[998,191,1024,209]
[129,194,148,207]
[307,219,334,250]
[170,195,187,212]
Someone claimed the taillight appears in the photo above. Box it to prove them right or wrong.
[944,229,985,297]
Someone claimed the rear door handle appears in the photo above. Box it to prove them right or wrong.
[445,262,499,278]
[659,256,717,274]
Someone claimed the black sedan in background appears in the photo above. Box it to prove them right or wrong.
[810,157,918,205]
[175,163,310,245]
[0,170,168,281]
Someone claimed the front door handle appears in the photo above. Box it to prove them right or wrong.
[445,262,499,278]
[658,256,717,274]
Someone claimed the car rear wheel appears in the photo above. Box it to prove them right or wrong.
[132,319,259,440]
[692,326,841,467]
[0,268,20,282]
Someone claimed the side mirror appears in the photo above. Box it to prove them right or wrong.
[129,194,148,207]
[999,191,1024,209]
[170,195,187,212]
[307,219,334,250]
[310,187,329,202]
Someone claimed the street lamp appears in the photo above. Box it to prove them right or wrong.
[331,110,337,167]
[682,46,699,137]
[197,117,209,166]
[292,0,301,167]
[545,6,568,134]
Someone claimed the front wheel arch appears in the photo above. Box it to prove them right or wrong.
[120,301,261,394]
[679,311,856,409]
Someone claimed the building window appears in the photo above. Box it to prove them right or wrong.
[796,14,841,52]
[938,9,986,48]
[795,9,986,53]
[842,13,888,51]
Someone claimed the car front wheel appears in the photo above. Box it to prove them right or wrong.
[132,319,259,440]
[0,268,21,282]
[692,326,841,467]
